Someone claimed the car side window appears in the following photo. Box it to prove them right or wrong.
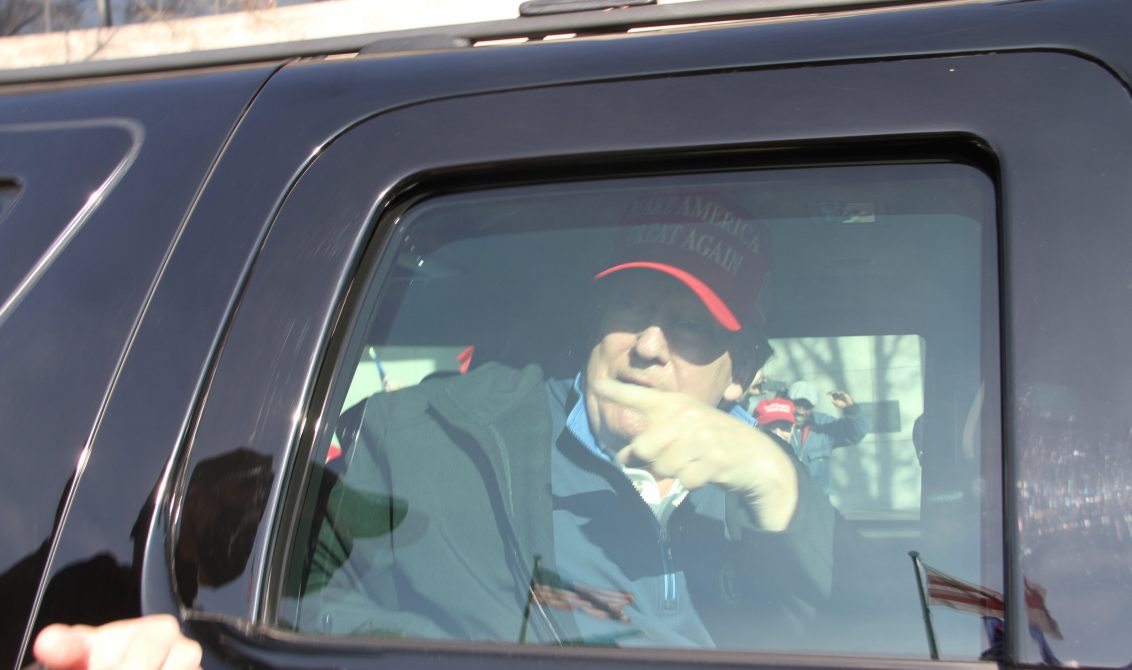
[273,163,1001,660]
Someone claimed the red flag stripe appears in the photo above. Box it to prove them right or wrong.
[921,563,1061,640]
[1023,577,1063,640]
[923,564,1004,616]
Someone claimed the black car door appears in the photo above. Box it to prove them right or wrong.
[82,4,1132,670]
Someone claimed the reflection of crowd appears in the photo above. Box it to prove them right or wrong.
[750,379,870,496]
[1014,407,1132,666]
[1016,414,1132,543]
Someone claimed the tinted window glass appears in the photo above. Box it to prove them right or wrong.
[275,164,1000,659]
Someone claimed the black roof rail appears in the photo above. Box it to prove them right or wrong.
[0,0,968,86]
[519,0,656,17]
[358,0,963,56]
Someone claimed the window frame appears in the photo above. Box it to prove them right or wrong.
[277,162,1000,657]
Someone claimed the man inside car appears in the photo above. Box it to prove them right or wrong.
[301,191,834,646]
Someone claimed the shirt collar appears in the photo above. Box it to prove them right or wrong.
[566,373,613,462]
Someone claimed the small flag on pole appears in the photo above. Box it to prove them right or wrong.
[913,554,1064,661]
[922,562,1005,618]
[518,556,634,644]
[1024,577,1063,640]
[531,564,635,622]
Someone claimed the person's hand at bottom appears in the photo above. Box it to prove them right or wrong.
[33,615,202,670]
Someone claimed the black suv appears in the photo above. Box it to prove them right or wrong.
[2,0,1131,668]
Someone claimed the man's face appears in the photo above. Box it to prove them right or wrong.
[794,402,814,427]
[584,272,745,449]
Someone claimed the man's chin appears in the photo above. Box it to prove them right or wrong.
[604,409,648,447]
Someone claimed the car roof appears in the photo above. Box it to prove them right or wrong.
[0,0,981,86]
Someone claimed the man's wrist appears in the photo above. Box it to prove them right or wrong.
[742,451,799,531]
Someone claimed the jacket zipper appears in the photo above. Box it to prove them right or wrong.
[649,502,678,612]
[661,530,677,612]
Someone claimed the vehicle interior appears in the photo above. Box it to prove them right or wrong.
[279,160,1001,658]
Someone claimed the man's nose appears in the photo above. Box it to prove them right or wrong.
[632,324,671,364]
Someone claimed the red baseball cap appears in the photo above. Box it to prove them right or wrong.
[754,398,796,427]
[594,191,771,332]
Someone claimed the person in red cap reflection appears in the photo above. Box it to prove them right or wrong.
[754,397,797,445]
[296,189,835,648]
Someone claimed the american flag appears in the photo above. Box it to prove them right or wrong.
[530,565,635,622]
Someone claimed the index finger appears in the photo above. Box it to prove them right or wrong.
[591,379,674,415]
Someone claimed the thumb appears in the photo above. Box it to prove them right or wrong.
[34,624,95,670]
